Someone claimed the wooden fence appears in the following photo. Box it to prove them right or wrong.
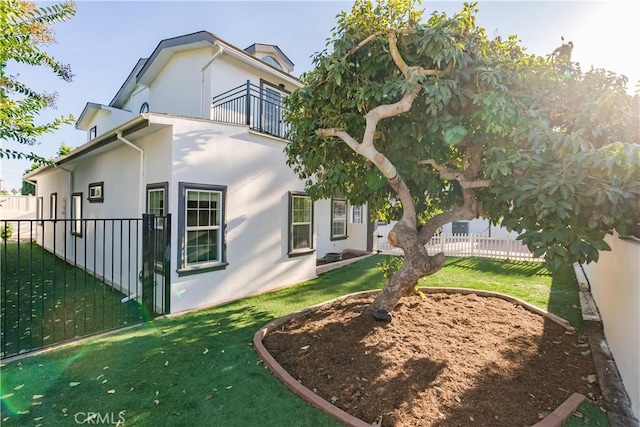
[374,233,541,262]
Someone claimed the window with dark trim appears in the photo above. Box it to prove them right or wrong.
[352,205,364,224]
[88,182,104,203]
[37,196,43,225]
[89,126,97,140]
[289,192,314,256]
[71,193,82,236]
[139,102,149,113]
[147,182,169,272]
[330,198,347,240]
[177,182,227,275]
[50,193,57,220]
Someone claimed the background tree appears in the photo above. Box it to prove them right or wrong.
[0,0,76,163]
[21,141,73,194]
[285,0,640,317]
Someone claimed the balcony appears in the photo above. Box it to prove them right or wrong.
[211,80,288,139]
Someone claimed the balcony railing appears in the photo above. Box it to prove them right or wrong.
[211,80,288,139]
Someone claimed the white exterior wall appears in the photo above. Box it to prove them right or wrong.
[582,233,640,418]
[86,109,134,141]
[167,118,315,313]
[125,87,150,116]
[314,199,369,259]
[149,49,213,119]
[441,218,519,238]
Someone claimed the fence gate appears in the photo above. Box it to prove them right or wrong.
[141,214,171,317]
[0,215,171,360]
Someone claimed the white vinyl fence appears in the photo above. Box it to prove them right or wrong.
[375,233,541,262]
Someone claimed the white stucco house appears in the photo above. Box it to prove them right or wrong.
[24,31,371,314]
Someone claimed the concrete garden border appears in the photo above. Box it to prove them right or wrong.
[253,288,585,427]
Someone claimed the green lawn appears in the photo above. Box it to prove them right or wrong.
[0,255,606,426]
[1,242,145,359]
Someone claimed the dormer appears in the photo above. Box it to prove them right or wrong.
[75,102,134,141]
[244,43,295,74]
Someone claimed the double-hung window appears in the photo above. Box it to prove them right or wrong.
[71,193,82,236]
[147,183,168,270]
[352,205,364,224]
[330,198,347,240]
[178,183,227,274]
[50,193,57,221]
[289,192,313,255]
[37,196,43,225]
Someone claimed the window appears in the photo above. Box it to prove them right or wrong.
[89,126,97,140]
[139,102,149,113]
[88,182,104,203]
[71,193,82,236]
[259,80,288,138]
[178,183,227,274]
[289,192,313,255]
[331,198,347,240]
[352,205,364,224]
[147,183,167,219]
[50,193,57,220]
[37,197,43,225]
[147,183,168,271]
[261,55,283,70]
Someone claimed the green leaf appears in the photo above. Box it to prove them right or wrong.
[443,125,467,145]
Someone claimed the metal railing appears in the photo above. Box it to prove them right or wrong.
[211,80,288,138]
[0,216,170,359]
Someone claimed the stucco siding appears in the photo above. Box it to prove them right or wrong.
[149,48,212,119]
[166,118,315,313]
[582,233,640,418]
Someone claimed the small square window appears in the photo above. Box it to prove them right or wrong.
[88,182,104,203]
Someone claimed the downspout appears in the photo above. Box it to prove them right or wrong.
[200,42,224,118]
[53,164,74,218]
[117,132,144,217]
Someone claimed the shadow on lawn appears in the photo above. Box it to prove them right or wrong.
[446,257,551,277]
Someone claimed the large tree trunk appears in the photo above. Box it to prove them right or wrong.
[369,222,445,314]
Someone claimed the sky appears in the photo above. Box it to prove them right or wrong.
[1,0,638,192]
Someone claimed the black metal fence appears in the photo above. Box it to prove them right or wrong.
[0,215,170,359]
[211,80,289,138]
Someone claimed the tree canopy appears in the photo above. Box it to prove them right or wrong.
[0,0,76,163]
[285,0,639,274]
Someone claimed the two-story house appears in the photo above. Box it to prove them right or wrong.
[24,31,372,314]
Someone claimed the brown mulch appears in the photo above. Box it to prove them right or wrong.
[262,293,603,427]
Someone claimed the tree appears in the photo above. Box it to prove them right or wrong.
[21,142,73,194]
[284,0,640,317]
[0,0,76,163]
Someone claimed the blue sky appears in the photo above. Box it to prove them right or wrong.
[1,0,638,192]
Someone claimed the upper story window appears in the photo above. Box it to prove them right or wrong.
[139,102,149,113]
[89,126,97,140]
[261,55,282,70]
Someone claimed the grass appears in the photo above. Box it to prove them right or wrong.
[0,255,606,426]
[1,242,145,358]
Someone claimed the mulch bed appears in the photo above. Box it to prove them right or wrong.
[262,293,603,427]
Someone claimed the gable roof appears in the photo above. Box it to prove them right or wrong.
[109,31,301,109]
[245,43,295,69]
